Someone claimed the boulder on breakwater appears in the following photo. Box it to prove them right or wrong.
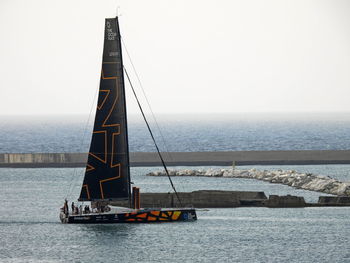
[147,168,350,196]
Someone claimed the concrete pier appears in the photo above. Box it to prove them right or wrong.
[266,195,306,208]
[111,190,268,208]
[318,196,350,205]
[2,150,350,167]
[112,190,267,208]
[109,190,350,208]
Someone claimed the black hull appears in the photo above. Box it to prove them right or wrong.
[62,208,197,224]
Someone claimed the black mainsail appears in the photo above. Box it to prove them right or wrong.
[79,17,130,201]
[60,17,197,224]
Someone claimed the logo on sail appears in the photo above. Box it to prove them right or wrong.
[106,21,117,41]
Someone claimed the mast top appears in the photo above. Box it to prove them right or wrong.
[116,6,122,18]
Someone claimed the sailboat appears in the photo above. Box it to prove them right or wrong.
[59,17,197,224]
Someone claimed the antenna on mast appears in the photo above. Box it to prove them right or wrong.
[116,6,122,17]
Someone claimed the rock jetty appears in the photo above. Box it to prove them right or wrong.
[147,168,350,196]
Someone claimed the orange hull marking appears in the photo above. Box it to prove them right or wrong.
[161,212,169,218]
[147,216,157,221]
[136,213,147,219]
[171,211,181,220]
[150,211,160,217]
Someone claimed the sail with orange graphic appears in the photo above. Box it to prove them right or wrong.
[78,18,131,201]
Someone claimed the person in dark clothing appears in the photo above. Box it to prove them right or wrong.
[71,202,75,214]
[64,199,68,216]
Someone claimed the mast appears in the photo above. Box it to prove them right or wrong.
[78,17,131,202]
[116,17,132,206]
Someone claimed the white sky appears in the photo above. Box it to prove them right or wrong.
[0,0,350,115]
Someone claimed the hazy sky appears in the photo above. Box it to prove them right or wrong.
[1,0,350,115]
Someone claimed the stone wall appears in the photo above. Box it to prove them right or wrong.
[110,190,267,208]
[2,150,350,167]
[318,196,350,205]
[266,195,306,207]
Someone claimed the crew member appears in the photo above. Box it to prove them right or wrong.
[64,199,68,216]
[71,202,75,214]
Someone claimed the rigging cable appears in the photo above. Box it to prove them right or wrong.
[120,37,174,164]
[124,67,183,206]
[121,36,186,194]
[65,84,99,200]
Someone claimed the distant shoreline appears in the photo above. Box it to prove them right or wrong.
[1,150,350,168]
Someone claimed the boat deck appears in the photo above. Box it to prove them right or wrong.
[61,207,197,224]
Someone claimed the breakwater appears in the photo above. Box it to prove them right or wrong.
[109,190,350,208]
[2,150,350,167]
[111,190,268,208]
[147,168,350,196]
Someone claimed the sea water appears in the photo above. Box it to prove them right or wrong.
[0,166,349,262]
[1,113,350,153]
[0,114,350,262]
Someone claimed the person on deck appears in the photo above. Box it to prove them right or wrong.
[71,202,75,214]
[64,199,68,216]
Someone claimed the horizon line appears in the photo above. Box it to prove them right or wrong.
[2,111,350,117]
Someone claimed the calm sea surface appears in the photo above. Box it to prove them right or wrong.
[0,165,349,262]
[1,113,350,153]
[1,114,350,262]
